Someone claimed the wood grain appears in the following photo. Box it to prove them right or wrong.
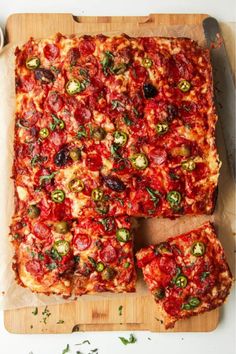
[4,12,222,334]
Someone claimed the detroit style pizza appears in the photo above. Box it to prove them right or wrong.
[9,32,227,306]
[136,222,232,329]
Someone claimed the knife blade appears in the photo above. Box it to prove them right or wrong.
[203,17,236,181]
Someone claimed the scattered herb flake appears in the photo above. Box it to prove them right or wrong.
[155,317,164,324]
[119,333,137,345]
[146,187,160,207]
[41,306,51,324]
[62,344,70,354]
[123,115,133,126]
[39,171,58,185]
[76,340,91,346]
[32,307,38,316]
[89,349,98,354]
[118,305,123,316]
[57,319,65,324]
[77,126,87,139]
[200,271,210,281]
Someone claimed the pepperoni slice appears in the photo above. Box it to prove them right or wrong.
[79,39,95,56]
[67,47,80,66]
[86,153,103,171]
[73,234,91,251]
[100,244,117,263]
[163,296,182,317]
[44,44,59,61]
[47,92,64,112]
[74,107,92,124]
[130,64,148,83]
[150,148,167,165]
[141,37,157,52]
[25,259,43,277]
[33,222,51,240]
[159,256,176,275]
[20,75,35,92]
[50,131,66,146]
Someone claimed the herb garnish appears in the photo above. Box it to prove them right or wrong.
[76,340,91,346]
[146,187,160,207]
[31,154,46,167]
[200,271,210,281]
[118,305,123,316]
[88,256,97,268]
[111,100,125,110]
[41,306,51,324]
[39,171,58,185]
[123,115,133,126]
[77,126,87,139]
[50,114,64,131]
[57,320,65,324]
[62,344,70,354]
[119,333,137,345]
[110,144,121,158]
[32,307,38,316]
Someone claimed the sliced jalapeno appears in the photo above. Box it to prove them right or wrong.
[175,275,188,288]
[130,153,148,170]
[116,228,131,242]
[58,120,65,130]
[182,159,196,171]
[96,262,105,272]
[53,239,70,256]
[154,287,165,299]
[27,205,40,219]
[114,131,128,146]
[91,188,103,201]
[124,261,130,268]
[54,221,69,234]
[178,80,191,92]
[190,241,206,257]
[51,189,65,203]
[92,127,106,141]
[68,178,84,192]
[189,297,201,307]
[167,191,182,208]
[69,147,81,161]
[26,57,40,70]
[142,57,153,68]
[66,78,82,95]
[39,128,49,139]
[156,122,169,135]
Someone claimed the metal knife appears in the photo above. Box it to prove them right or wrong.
[203,17,235,181]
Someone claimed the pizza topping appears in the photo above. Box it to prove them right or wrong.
[113,131,128,146]
[178,79,191,92]
[163,297,182,316]
[103,175,126,192]
[100,217,115,232]
[146,187,160,207]
[170,145,190,157]
[96,262,105,272]
[91,127,106,141]
[35,68,54,83]
[54,147,70,167]
[53,240,70,256]
[39,128,50,139]
[167,191,182,208]
[33,222,51,240]
[73,233,91,251]
[154,287,165,300]
[48,93,64,112]
[66,79,83,95]
[143,83,158,99]
[130,64,148,82]
[175,275,188,288]
[26,260,43,277]
[27,205,41,219]
[182,297,201,310]
[68,178,84,193]
[26,57,40,70]
[150,148,167,165]
[101,51,114,76]
[91,188,104,201]
[156,122,169,135]
[100,244,117,263]
[142,57,153,68]
[116,228,131,242]
[44,44,59,61]
[102,266,116,280]
[95,201,109,215]
[155,242,172,256]
[50,114,65,131]
[130,153,148,170]
[51,189,65,203]
[182,159,196,171]
[86,153,103,171]
[54,221,69,234]
[190,241,206,257]
[69,148,81,161]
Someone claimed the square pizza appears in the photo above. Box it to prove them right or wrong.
[136,222,232,329]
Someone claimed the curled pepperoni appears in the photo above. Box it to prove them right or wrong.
[47,92,64,112]
[25,259,43,277]
[163,296,182,317]
[73,234,91,251]
[33,222,51,240]
[74,107,92,124]
[100,244,117,263]
[130,64,148,83]
[150,148,167,165]
[79,38,95,56]
[86,153,103,171]
[44,44,59,61]
[159,256,176,275]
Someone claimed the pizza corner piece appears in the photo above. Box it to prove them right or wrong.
[136,222,233,329]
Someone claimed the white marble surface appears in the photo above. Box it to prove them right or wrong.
[0,1,235,354]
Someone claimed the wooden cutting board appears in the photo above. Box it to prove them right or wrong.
[4,12,221,334]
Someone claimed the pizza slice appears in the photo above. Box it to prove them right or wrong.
[136,222,232,329]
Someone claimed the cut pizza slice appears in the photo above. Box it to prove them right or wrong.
[136,222,232,329]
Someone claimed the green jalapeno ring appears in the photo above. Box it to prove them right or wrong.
[91,188,104,201]
[190,241,206,257]
[114,131,128,146]
[116,228,131,242]
[130,153,148,170]
[96,262,105,272]
[66,78,82,95]
[178,80,191,92]
[167,191,182,207]
[68,178,84,193]
[182,159,196,171]
[54,221,69,234]
[58,120,65,130]
[53,239,70,256]
[142,57,153,68]
[51,189,65,203]
[39,128,50,139]
[26,57,40,70]
[175,275,188,288]
[156,122,169,135]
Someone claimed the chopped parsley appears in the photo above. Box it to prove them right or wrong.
[41,306,51,324]
[39,171,58,185]
[46,262,57,270]
[200,271,210,281]
[57,319,65,324]
[32,307,38,316]
[76,340,91,346]
[62,344,70,354]
[118,305,123,316]
[123,115,133,126]
[77,125,87,139]
[111,100,125,110]
[119,333,137,345]
[146,187,160,207]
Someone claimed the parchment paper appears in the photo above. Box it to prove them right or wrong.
[0,24,235,310]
